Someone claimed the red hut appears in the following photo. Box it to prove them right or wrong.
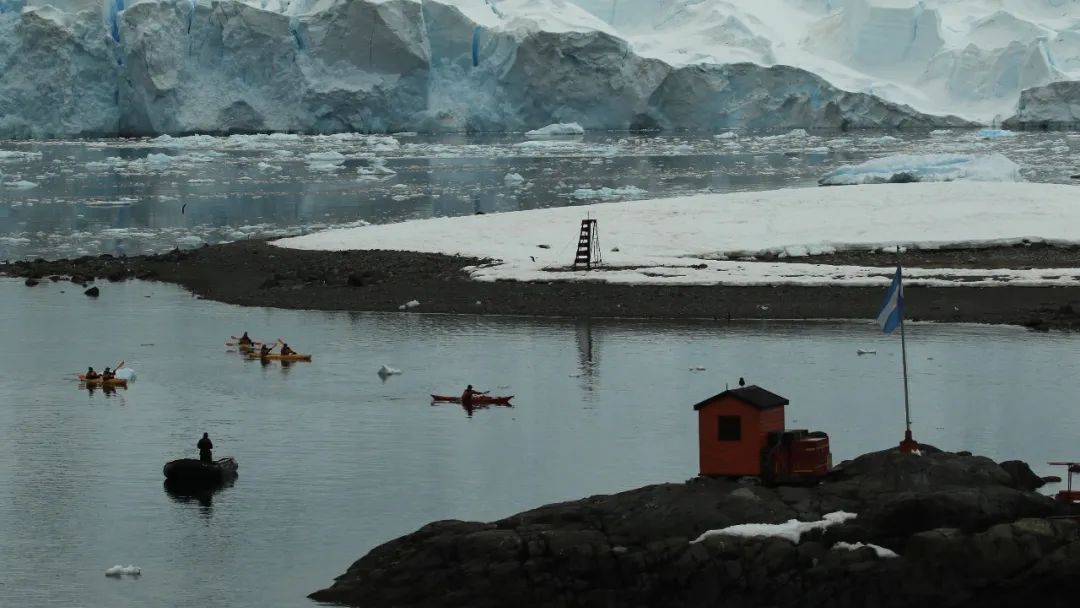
[694,385,831,481]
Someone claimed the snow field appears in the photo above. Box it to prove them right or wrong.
[278,181,1080,288]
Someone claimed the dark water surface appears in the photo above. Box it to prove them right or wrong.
[1,279,1079,607]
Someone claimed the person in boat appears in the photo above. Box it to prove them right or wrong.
[259,344,273,358]
[280,343,296,356]
[85,367,100,380]
[101,367,115,381]
[461,385,488,407]
[197,432,213,463]
[238,332,253,346]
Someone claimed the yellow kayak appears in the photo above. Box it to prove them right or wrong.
[79,375,128,388]
[246,352,312,362]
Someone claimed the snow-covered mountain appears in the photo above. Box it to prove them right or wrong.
[0,0,1073,138]
[572,0,1080,123]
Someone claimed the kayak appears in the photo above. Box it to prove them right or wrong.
[431,394,513,405]
[79,375,128,388]
[163,457,238,484]
[245,352,312,361]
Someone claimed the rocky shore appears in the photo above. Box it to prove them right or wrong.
[6,241,1080,329]
[309,447,1079,608]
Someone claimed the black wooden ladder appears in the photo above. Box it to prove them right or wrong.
[572,219,600,270]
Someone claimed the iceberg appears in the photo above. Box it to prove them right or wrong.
[105,564,142,577]
[524,122,585,138]
[819,153,1023,186]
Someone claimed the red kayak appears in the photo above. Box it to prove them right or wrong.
[431,394,513,405]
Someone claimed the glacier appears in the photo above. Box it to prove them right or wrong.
[0,0,1076,138]
[1004,81,1080,129]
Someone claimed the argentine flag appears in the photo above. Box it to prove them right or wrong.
[876,266,903,334]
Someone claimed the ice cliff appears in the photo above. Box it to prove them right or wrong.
[2,0,1070,138]
[1004,81,1080,129]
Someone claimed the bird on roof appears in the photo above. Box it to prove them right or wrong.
[738,377,745,387]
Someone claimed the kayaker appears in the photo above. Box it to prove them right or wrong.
[101,367,115,381]
[461,385,487,408]
[238,332,253,346]
[280,343,296,356]
[197,433,213,463]
[85,367,100,380]
[259,344,273,358]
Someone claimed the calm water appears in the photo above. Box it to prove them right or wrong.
[1,130,1077,260]
[1,278,1079,607]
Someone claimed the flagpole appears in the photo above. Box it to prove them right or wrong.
[899,289,911,433]
[896,256,917,453]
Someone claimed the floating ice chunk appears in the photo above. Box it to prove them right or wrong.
[976,128,1015,139]
[0,150,43,161]
[305,151,347,162]
[256,162,281,171]
[115,367,136,381]
[572,186,647,200]
[84,199,136,208]
[691,512,857,544]
[105,565,141,577]
[713,132,737,140]
[525,122,585,139]
[832,542,897,558]
[3,180,38,189]
[819,153,1022,186]
[504,172,526,186]
[377,365,402,377]
[514,140,581,150]
[145,153,174,165]
[759,129,809,142]
[861,135,899,144]
[856,349,876,355]
[398,299,420,311]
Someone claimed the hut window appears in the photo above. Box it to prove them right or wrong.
[717,416,741,441]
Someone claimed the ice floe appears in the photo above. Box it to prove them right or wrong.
[819,154,1022,186]
[525,123,586,139]
[105,565,141,577]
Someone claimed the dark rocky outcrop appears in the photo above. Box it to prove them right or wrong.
[9,241,1080,329]
[310,447,1080,608]
[1000,459,1046,491]
[84,286,100,297]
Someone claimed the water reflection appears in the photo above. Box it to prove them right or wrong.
[83,384,123,399]
[430,400,515,418]
[574,320,598,394]
[164,478,236,516]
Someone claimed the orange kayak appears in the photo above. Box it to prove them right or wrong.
[245,352,312,362]
[431,394,513,405]
[79,375,128,388]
